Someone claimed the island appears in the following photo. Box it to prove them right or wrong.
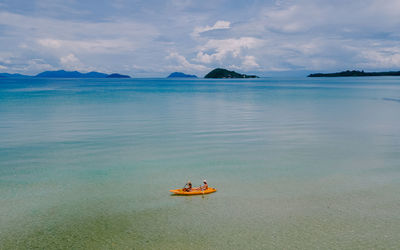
[308,70,400,77]
[29,70,131,78]
[106,73,131,78]
[167,72,197,78]
[36,70,108,78]
[1,70,133,78]
[204,68,258,78]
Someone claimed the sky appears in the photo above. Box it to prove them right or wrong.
[1,0,400,77]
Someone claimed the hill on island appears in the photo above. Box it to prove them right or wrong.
[167,72,197,78]
[308,70,400,77]
[204,68,258,78]
[36,70,108,78]
[106,73,131,78]
[33,70,131,78]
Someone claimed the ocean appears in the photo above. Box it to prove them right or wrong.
[1,77,400,249]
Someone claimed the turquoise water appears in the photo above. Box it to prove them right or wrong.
[1,77,400,249]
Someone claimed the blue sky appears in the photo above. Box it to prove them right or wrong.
[1,0,400,76]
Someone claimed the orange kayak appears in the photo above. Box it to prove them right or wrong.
[169,187,217,195]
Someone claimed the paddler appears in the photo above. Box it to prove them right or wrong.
[200,180,208,190]
[183,181,192,192]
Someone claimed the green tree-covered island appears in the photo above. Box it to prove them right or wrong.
[308,70,400,77]
[204,68,259,78]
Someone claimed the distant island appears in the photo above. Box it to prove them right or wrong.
[167,72,197,78]
[204,68,258,78]
[36,70,109,78]
[308,70,400,77]
[0,70,131,78]
[106,73,131,78]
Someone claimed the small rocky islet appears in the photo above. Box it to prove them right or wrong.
[167,72,197,78]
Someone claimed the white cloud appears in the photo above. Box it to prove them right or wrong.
[18,59,54,73]
[59,53,98,72]
[0,65,8,70]
[259,0,400,35]
[195,37,263,64]
[358,47,400,69]
[0,11,158,57]
[242,56,259,69]
[0,53,13,65]
[37,38,135,54]
[0,11,158,40]
[2,0,400,75]
[222,56,260,71]
[166,52,208,71]
[60,53,80,66]
[263,5,309,33]
[192,20,231,37]
[38,39,62,49]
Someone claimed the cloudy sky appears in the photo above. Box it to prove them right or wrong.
[1,0,400,76]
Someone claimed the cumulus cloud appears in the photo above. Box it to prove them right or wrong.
[166,52,209,71]
[242,56,259,68]
[259,0,400,37]
[18,59,54,73]
[0,8,159,75]
[37,38,134,54]
[358,47,400,69]
[59,53,82,69]
[226,55,260,71]
[37,39,62,49]
[192,20,231,37]
[225,0,400,71]
[195,37,263,64]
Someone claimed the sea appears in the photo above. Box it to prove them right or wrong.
[1,77,400,249]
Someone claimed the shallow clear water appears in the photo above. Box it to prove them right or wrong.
[1,77,400,249]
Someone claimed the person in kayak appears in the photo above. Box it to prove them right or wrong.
[200,180,208,190]
[183,181,192,192]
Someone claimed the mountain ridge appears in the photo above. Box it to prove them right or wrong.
[35,70,109,78]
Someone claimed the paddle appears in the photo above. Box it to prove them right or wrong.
[199,185,204,198]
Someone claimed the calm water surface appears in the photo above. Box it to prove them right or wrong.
[1,77,400,249]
